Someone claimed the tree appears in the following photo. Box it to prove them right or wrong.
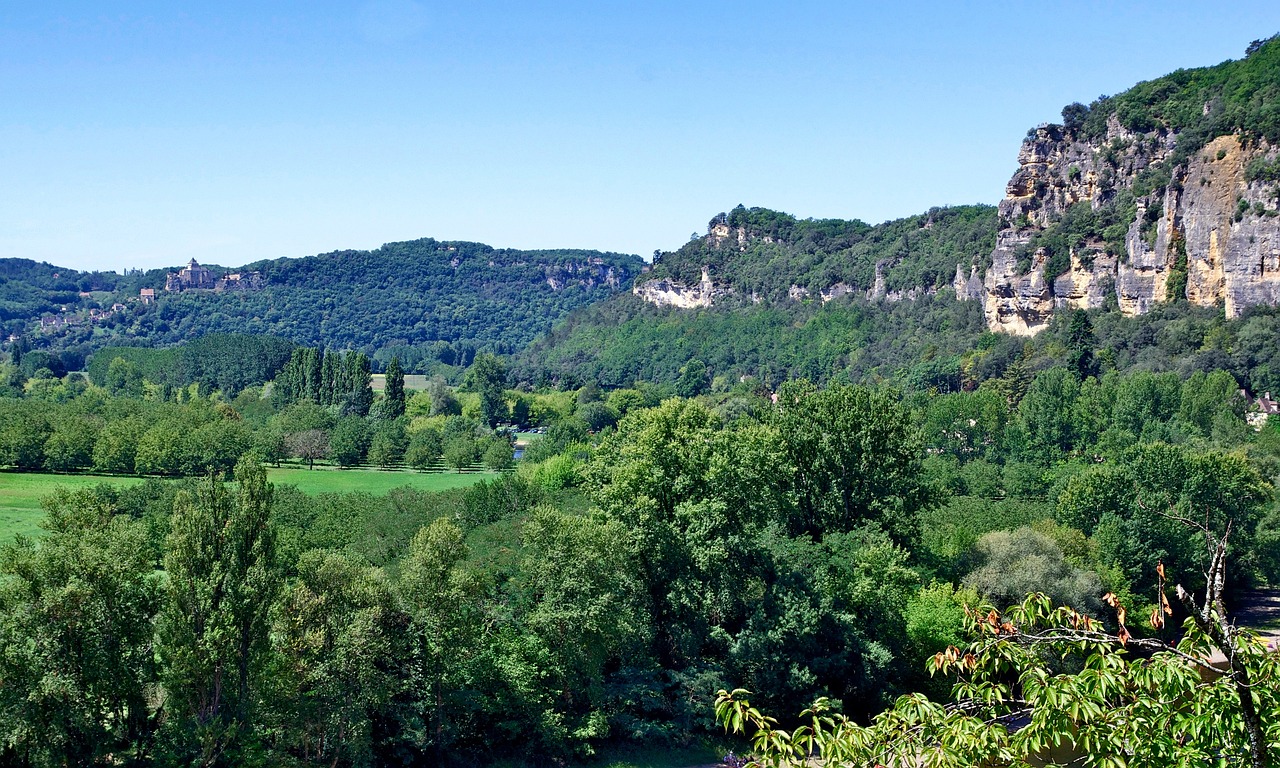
[719,584,1280,767]
[442,435,477,472]
[1065,309,1096,379]
[1061,101,1089,131]
[266,550,404,766]
[405,427,443,470]
[963,527,1103,614]
[510,394,532,429]
[368,420,408,468]
[0,403,50,470]
[675,359,709,398]
[157,459,278,766]
[104,357,144,397]
[329,416,371,467]
[285,429,329,469]
[382,357,406,419]
[0,487,159,765]
[465,354,508,427]
[398,519,478,758]
[716,503,1280,768]
[424,376,461,417]
[771,380,933,543]
[92,417,146,474]
[1017,367,1081,462]
[341,353,374,417]
[42,413,100,471]
[319,349,339,406]
[575,400,619,432]
[482,438,513,472]
[500,506,645,757]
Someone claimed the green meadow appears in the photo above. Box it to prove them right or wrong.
[0,472,146,542]
[0,467,496,543]
[265,466,497,495]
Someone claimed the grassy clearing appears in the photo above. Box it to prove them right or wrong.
[0,468,495,544]
[0,472,145,543]
[264,466,497,495]
[371,373,431,392]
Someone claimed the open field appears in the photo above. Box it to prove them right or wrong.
[265,466,497,495]
[0,468,495,543]
[0,472,145,542]
[371,373,432,391]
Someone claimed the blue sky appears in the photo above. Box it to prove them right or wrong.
[2,2,1277,272]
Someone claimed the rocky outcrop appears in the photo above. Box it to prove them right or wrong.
[953,264,984,301]
[1182,137,1280,316]
[821,282,855,302]
[983,243,1053,336]
[544,260,628,291]
[962,121,1280,334]
[1053,251,1116,311]
[632,266,727,308]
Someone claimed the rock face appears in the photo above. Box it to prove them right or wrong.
[965,121,1280,335]
[543,260,628,291]
[633,266,725,308]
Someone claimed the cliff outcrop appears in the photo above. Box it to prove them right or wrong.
[966,121,1280,335]
[962,35,1280,335]
[633,267,725,308]
[634,40,1280,327]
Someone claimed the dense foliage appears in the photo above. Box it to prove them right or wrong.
[4,346,1280,764]
[1077,34,1280,149]
[526,280,1280,399]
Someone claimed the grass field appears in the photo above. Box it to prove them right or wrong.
[370,373,431,392]
[265,466,497,495]
[0,468,495,544]
[0,472,146,542]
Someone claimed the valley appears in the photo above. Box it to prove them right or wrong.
[2,29,1280,768]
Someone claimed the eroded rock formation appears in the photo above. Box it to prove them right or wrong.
[966,123,1280,335]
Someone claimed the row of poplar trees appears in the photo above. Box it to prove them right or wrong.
[272,347,376,416]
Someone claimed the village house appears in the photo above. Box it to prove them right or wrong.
[1242,389,1280,429]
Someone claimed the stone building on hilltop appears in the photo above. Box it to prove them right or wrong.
[166,259,216,291]
[163,259,263,293]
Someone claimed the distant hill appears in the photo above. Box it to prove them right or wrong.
[4,239,642,372]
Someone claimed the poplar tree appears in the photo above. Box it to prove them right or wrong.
[384,357,406,418]
[319,350,339,407]
[157,459,278,765]
[344,352,373,417]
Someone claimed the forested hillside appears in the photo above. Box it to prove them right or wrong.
[3,239,642,372]
[646,204,996,301]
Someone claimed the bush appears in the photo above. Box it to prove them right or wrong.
[963,527,1103,614]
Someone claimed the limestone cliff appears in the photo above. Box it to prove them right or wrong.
[632,266,727,308]
[968,122,1280,335]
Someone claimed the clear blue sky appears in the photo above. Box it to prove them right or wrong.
[2,2,1277,272]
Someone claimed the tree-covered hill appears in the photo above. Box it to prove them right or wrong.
[520,205,1000,386]
[5,240,642,372]
[646,204,997,301]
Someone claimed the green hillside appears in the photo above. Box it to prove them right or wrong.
[646,204,996,300]
[4,239,642,372]
[522,205,999,387]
